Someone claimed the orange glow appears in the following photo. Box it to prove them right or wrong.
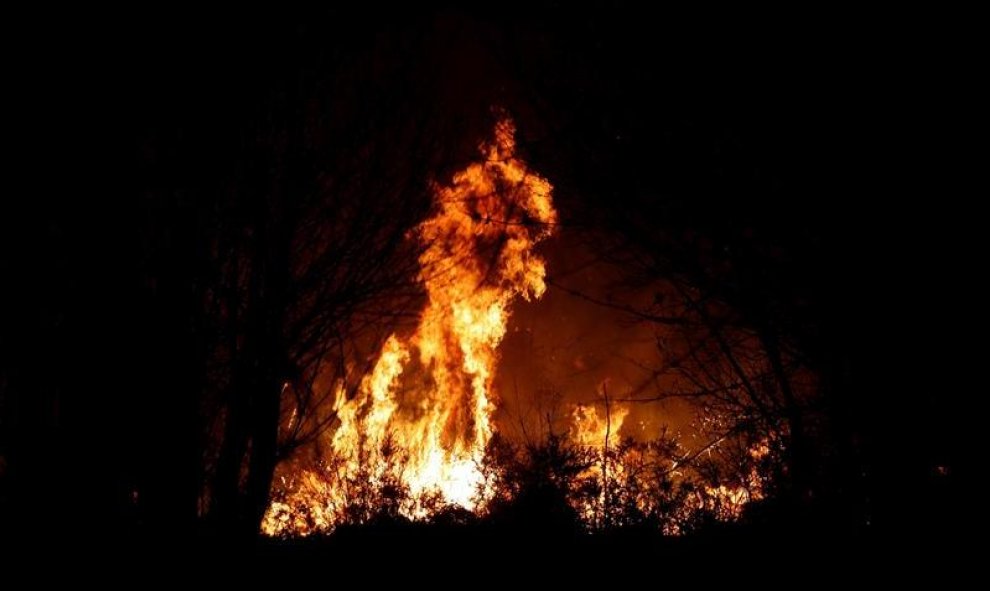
[700,438,769,520]
[570,403,629,450]
[263,118,556,535]
[569,401,630,523]
[261,119,770,537]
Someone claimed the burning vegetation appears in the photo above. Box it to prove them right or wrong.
[261,119,785,537]
[263,117,555,534]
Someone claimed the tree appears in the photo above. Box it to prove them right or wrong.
[189,13,515,537]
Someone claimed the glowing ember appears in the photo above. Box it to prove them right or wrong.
[263,118,556,535]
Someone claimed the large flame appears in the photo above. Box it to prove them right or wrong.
[261,118,768,537]
[263,118,556,534]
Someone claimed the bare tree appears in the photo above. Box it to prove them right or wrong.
[196,17,515,536]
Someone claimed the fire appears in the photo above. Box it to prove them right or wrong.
[569,402,630,524]
[263,117,556,535]
[701,438,770,520]
[261,119,772,537]
[570,403,629,450]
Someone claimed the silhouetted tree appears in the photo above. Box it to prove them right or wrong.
[186,13,522,537]
[480,432,590,535]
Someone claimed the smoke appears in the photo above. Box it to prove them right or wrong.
[495,232,694,444]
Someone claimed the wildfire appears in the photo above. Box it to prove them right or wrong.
[569,401,631,524]
[701,438,770,520]
[263,118,556,535]
[261,119,772,538]
[570,403,629,450]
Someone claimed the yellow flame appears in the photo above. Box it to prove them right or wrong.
[263,117,556,535]
[570,403,629,450]
[569,402,630,523]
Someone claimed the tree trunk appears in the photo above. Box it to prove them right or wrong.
[210,362,251,533]
[244,369,283,533]
[759,326,812,508]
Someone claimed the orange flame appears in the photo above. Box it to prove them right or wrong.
[570,403,629,450]
[569,402,629,524]
[263,118,555,535]
[701,438,769,520]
